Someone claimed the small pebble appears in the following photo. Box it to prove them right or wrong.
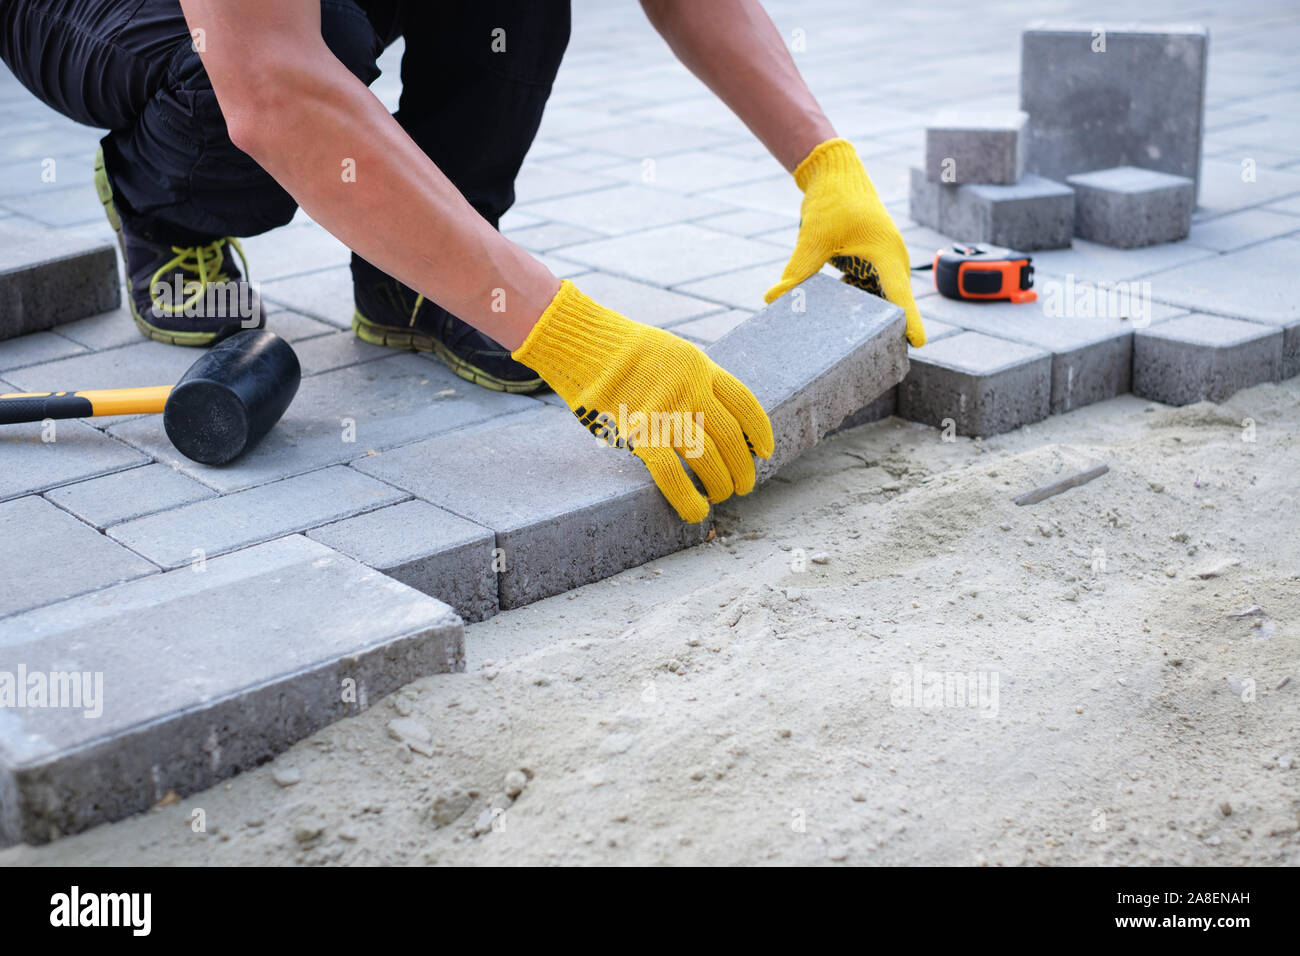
[271,766,301,788]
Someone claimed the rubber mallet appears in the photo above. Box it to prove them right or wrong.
[0,329,300,465]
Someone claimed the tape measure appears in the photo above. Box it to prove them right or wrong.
[914,243,1037,304]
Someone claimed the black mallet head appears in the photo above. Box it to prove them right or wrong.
[163,329,301,465]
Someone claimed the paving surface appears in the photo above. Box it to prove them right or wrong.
[1,0,1298,842]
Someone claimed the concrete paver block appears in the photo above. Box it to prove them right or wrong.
[355,406,709,609]
[925,110,1028,184]
[1141,239,1300,377]
[0,224,119,340]
[707,274,909,481]
[1133,313,1283,405]
[1066,166,1195,248]
[0,496,156,618]
[0,419,146,503]
[109,354,541,493]
[556,223,785,287]
[1020,24,1209,198]
[899,331,1052,437]
[0,535,463,845]
[910,169,1075,250]
[107,465,406,569]
[308,498,498,623]
[0,331,87,372]
[357,275,906,607]
[43,462,217,530]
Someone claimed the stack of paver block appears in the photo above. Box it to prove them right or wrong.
[909,109,1075,251]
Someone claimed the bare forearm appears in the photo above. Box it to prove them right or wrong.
[182,1,556,349]
[641,0,835,171]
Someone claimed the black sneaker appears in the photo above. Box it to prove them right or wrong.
[351,259,545,394]
[94,147,265,347]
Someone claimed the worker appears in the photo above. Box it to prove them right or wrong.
[0,0,924,521]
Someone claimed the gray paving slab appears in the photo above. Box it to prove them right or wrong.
[0,223,119,340]
[671,309,750,344]
[0,495,156,618]
[107,464,406,569]
[1196,158,1300,218]
[707,273,908,481]
[1,182,103,228]
[601,152,781,195]
[354,407,708,609]
[290,329,393,377]
[1184,208,1300,251]
[569,271,722,327]
[1141,239,1300,375]
[262,309,336,343]
[1029,237,1218,283]
[556,223,786,287]
[0,330,86,371]
[925,109,1027,184]
[47,303,141,351]
[0,534,463,845]
[44,462,217,530]
[1133,313,1283,405]
[1066,167,1195,248]
[308,498,498,623]
[109,354,541,493]
[518,183,732,235]
[505,221,604,253]
[260,265,355,330]
[238,224,350,282]
[0,419,146,502]
[898,331,1052,437]
[910,169,1075,250]
[1021,24,1209,198]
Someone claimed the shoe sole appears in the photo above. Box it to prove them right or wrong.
[94,147,222,348]
[352,309,546,394]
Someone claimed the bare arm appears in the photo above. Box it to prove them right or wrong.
[179,0,557,349]
[640,0,835,171]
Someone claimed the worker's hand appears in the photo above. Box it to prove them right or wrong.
[765,137,926,347]
[513,280,774,522]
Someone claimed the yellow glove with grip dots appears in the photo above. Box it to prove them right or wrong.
[765,137,927,347]
[513,280,774,523]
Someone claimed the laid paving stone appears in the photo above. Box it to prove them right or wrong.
[570,271,722,327]
[830,319,961,434]
[260,266,354,330]
[707,273,908,481]
[909,169,1074,250]
[918,297,1181,414]
[697,174,805,218]
[1,182,103,227]
[0,419,146,502]
[505,221,604,252]
[46,302,141,351]
[358,275,906,606]
[924,109,1028,184]
[308,498,498,623]
[1030,237,1216,283]
[571,120,737,159]
[518,183,732,236]
[0,495,156,618]
[1133,313,1283,405]
[513,163,617,204]
[1195,158,1300,219]
[107,464,406,569]
[355,407,709,609]
[0,223,119,340]
[1066,167,1195,248]
[898,331,1052,437]
[44,462,217,530]
[604,152,779,195]
[0,534,463,844]
[1185,208,1300,251]
[1021,24,1209,198]
[1141,239,1300,376]
[557,223,785,287]
[238,224,349,282]
[261,309,336,343]
[291,329,393,377]
[109,354,541,493]
[695,208,796,238]
[0,330,86,371]
[671,309,750,344]
[674,260,799,311]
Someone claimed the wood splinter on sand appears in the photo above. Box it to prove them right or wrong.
[1013,463,1109,506]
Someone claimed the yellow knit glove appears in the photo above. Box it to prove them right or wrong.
[765,138,926,347]
[513,280,774,523]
